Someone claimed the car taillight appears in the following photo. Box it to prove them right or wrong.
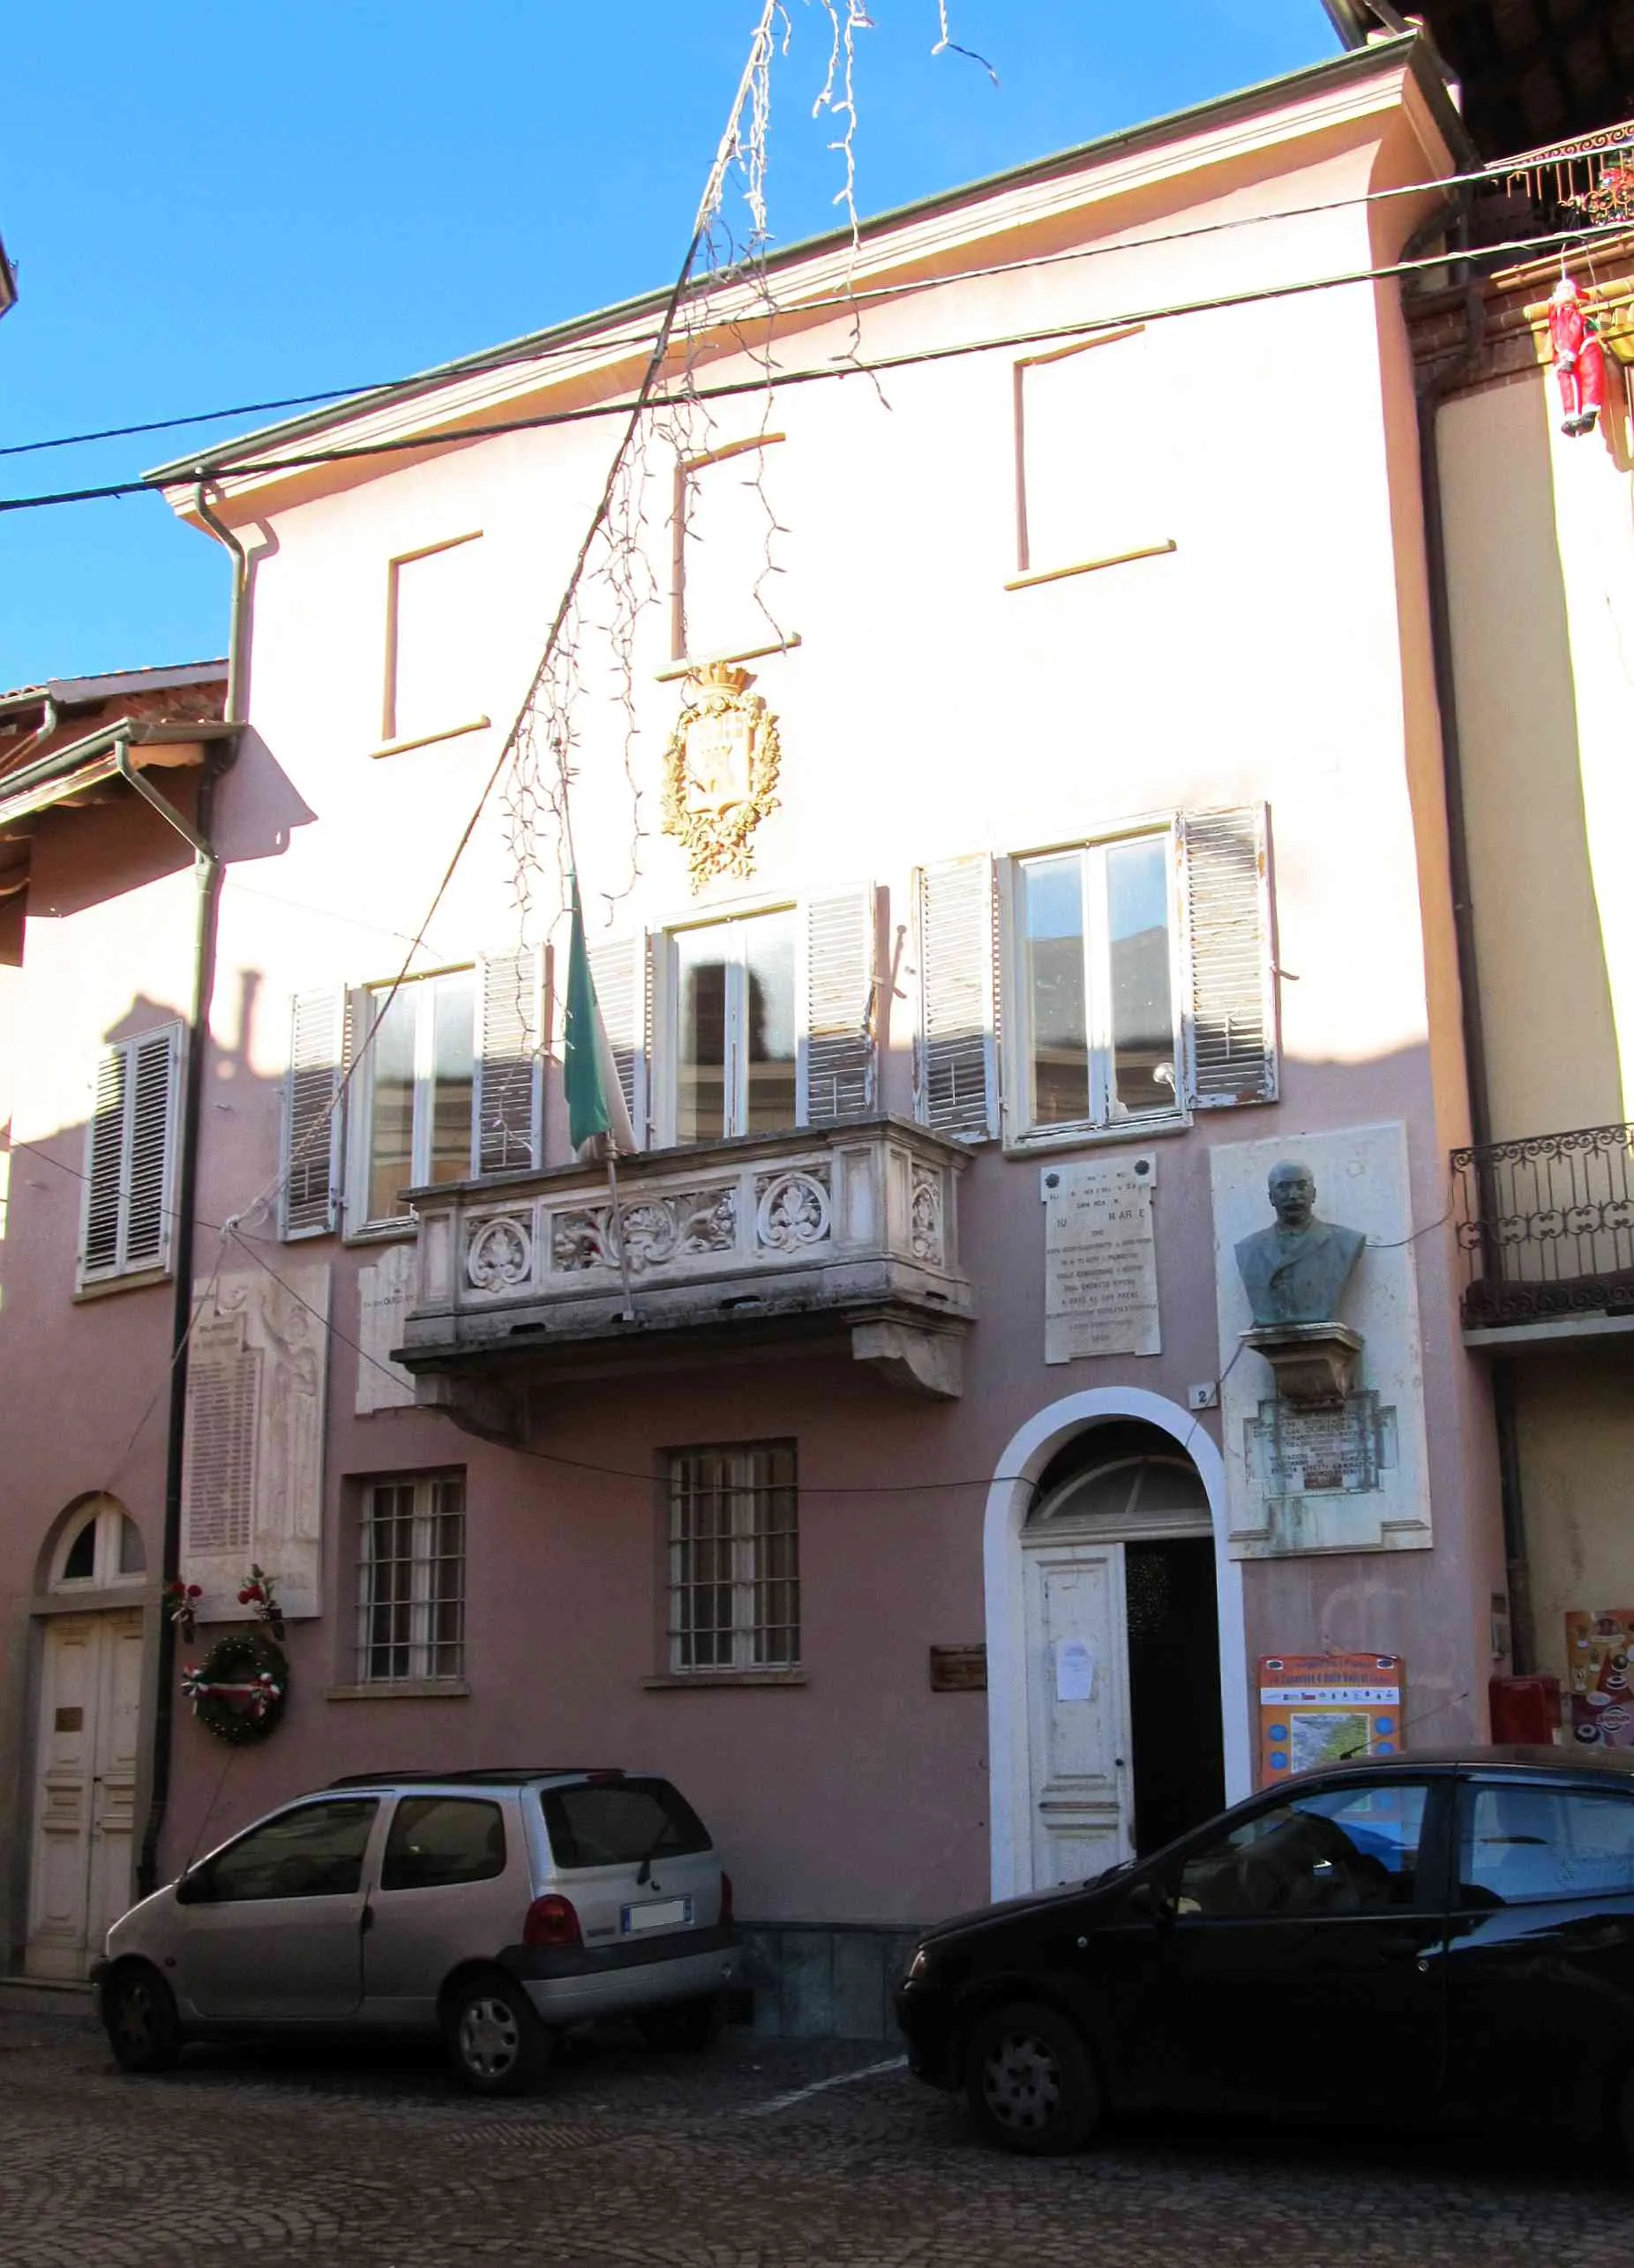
[719,1870,733,1926]
[523,1893,582,1948]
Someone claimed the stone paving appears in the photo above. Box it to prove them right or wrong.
[1,1999,1630,2268]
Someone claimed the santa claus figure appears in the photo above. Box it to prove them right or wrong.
[1548,273,1608,438]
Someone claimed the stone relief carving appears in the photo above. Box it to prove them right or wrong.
[755,1169,832,1253]
[467,1215,534,1291]
[910,1173,944,1267]
[550,1187,738,1276]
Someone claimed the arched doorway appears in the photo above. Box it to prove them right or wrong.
[984,1388,1251,1900]
[26,1497,150,1980]
[1021,1423,1224,1883]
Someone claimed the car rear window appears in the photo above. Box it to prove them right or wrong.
[541,1778,710,1869]
[380,1796,506,1892]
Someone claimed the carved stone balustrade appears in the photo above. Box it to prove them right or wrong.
[398,1119,972,1425]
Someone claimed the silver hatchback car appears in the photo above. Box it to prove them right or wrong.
[93,1766,741,2093]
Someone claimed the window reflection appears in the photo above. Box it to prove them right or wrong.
[673,911,796,1141]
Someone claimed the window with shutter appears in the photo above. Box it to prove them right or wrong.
[79,1024,183,1288]
[280,989,349,1239]
[343,966,477,1231]
[914,857,1000,1141]
[587,935,648,1146]
[1179,805,1278,1110]
[799,888,878,1126]
[474,946,547,1174]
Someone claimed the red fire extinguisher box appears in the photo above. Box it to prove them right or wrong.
[1489,1673,1562,1744]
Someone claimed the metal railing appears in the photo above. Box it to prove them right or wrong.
[1473,121,1634,245]
[1452,1121,1634,1328]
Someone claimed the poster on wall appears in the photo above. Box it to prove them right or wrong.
[1565,1612,1634,1750]
[1258,1654,1405,1784]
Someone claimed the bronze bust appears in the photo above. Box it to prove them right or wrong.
[1234,1161,1364,1329]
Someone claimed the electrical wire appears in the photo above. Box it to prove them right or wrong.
[6,131,1630,469]
[4,212,1630,518]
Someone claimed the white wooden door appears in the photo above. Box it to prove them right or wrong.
[1023,1542,1132,1887]
[26,1611,145,1979]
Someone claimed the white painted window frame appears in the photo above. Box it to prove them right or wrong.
[999,819,1189,1152]
[356,1472,466,1684]
[650,902,798,1149]
[344,966,478,1235]
[666,1442,799,1674]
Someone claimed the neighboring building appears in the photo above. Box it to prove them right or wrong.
[1360,7,1634,1739]
[0,663,234,1980]
[3,34,1514,2024]
[0,232,16,326]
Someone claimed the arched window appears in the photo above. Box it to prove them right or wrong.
[1026,1419,1210,1539]
[48,1498,147,1591]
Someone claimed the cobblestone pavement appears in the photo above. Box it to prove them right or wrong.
[2,2000,1631,2268]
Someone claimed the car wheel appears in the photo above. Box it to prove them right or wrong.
[102,1964,182,2076]
[637,1995,723,2053]
[445,1974,552,2097]
[964,2000,1101,2155]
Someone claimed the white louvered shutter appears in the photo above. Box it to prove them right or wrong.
[82,1047,128,1279]
[800,888,878,1126]
[280,989,348,1239]
[182,1310,262,1563]
[80,1026,182,1284]
[587,934,649,1148]
[474,945,546,1173]
[124,1027,181,1271]
[1178,805,1278,1110]
[914,856,1000,1140]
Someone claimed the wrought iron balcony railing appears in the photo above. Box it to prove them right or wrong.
[1452,1122,1634,1329]
[1472,120,1634,246]
[398,1116,973,1409]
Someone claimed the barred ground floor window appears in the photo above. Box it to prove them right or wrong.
[666,1441,798,1673]
[357,1471,466,1682]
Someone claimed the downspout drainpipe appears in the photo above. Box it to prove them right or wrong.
[1413,198,1533,1672]
[135,486,248,1896]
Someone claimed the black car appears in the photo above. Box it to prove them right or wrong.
[896,1747,1634,2155]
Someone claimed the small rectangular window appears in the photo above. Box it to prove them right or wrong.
[674,439,788,663]
[666,1441,798,1673]
[386,534,485,745]
[1016,832,1180,1136]
[356,1472,466,1683]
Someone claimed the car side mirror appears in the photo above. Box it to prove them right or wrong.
[175,1866,214,1906]
[1122,1878,1173,1926]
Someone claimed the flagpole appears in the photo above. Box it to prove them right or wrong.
[606,1147,637,1325]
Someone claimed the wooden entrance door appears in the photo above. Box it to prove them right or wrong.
[26,1610,145,1979]
[1023,1540,1132,1886]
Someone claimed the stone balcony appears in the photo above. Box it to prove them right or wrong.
[398,1119,973,1430]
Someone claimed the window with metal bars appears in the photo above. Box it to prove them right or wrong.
[666,1442,798,1673]
[356,1473,466,1683]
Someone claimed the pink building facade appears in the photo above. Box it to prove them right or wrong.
[2,35,1510,2031]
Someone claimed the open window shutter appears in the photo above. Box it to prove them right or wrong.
[1179,805,1278,1110]
[124,1026,181,1272]
[474,945,547,1173]
[800,887,878,1126]
[913,856,1000,1141]
[81,1045,129,1281]
[280,988,348,1239]
[588,934,649,1148]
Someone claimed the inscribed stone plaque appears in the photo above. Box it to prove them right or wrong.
[1042,1155,1160,1364]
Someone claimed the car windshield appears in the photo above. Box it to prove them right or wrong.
[540,1778,709,1869]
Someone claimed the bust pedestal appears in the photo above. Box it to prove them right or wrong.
[1240,1321,1362,1409]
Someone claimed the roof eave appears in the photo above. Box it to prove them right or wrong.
[148,33,1458,493]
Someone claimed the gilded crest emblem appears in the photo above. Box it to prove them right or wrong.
[661,662,782,892]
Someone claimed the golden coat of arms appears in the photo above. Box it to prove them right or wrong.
[661,662,782,892]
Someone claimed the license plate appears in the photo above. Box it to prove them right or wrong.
[621,1896,692,1934]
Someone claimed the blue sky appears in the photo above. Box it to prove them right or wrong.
[0,3,1337,688]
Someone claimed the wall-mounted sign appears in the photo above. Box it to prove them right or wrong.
[1565,1611,1634,1749]
[928,1644,986,1693]
[1041,1154,1159,1364]
[1258,1653,1404,1783]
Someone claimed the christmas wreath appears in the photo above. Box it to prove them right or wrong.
[181,1631,289,1746]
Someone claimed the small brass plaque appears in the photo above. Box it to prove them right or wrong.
[54,1707,84,1733]
[929,1645,986,1693]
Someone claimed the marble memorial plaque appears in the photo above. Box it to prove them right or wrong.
[1043,1155,1160,1364]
